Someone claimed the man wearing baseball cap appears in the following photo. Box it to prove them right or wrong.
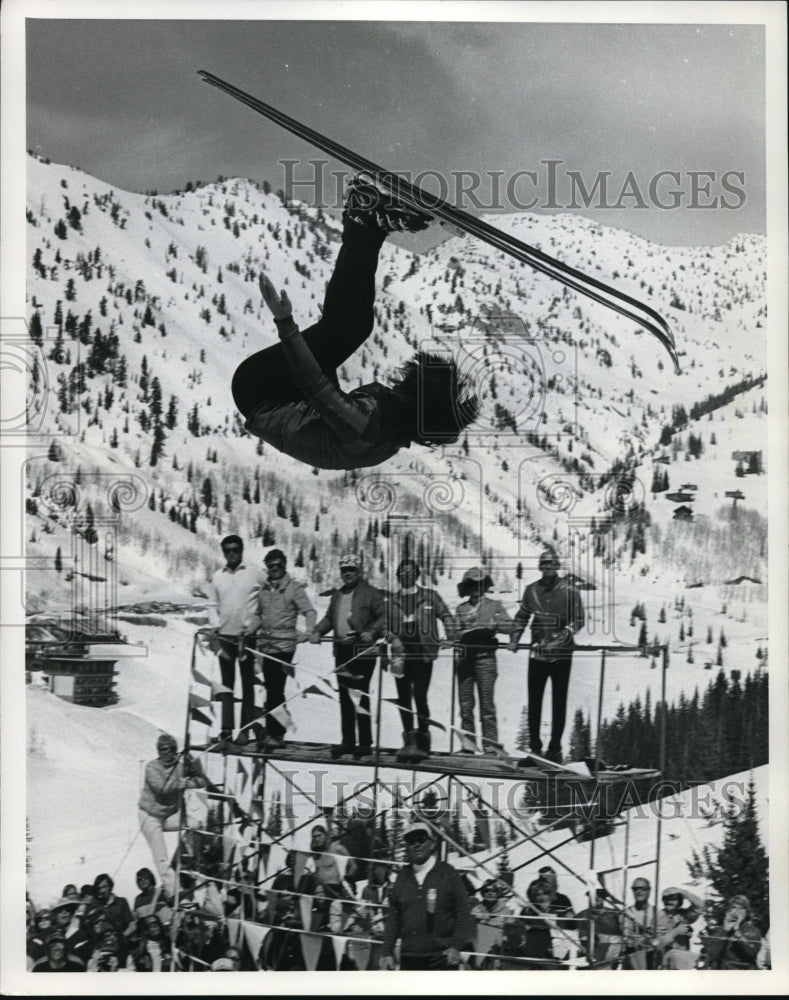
[380,819,475,970]
[508,547,585,763]
[310,553,386,760]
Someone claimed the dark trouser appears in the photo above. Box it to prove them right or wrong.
[217,637,258,735]
[395,658,433,732]
[528,654,572,753]
[335,643,378,749]
[231,223,386,416]
[456,651,499,748]
[262,651,295,742]
[400,953,456,970]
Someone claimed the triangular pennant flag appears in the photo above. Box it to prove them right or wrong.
[190,706,213,727]
[191,663,213,687]
[292,849,308,886]
[301,684,333,699]
[249,798,265,822]
[210,680,235,700]
[331,934,349,967]
[299,893,313,936]
[347,688,370,716]
[300,933,323,971]
[268,703,296,732]
[236,757,250,795]
[259,843,271,876]
[189,690,213,711]
[243,922,269,963]
[347,940,372,971]
[562,760,593,778]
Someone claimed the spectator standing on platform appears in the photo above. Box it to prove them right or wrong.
[384,558,456,764]
[310,553,386,761]
[380,819,475,970]
[654,885,704,969]
[255,548,316,752]
[453,568,513,755]
[622,877,658,969]
[207,535,265,745]
[508,548,585,763]
[701,894,762,970]
[138,734,207,899]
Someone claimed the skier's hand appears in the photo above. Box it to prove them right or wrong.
[507,636,520,653]
[259,274,292,320]
[359,631,375,645]
[444,946,462,967]
[379,955,396,970]
[308,630,322,644]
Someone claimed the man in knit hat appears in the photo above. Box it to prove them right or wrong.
[508,547,585,763]
[310,553,386,760]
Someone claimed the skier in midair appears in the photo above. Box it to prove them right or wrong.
[231,176,479,470]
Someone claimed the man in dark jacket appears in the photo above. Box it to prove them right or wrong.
[384,558,456,763]
[380,819,475,970]
[231,176,478,471]
[508,547,585,763]
[310,553,386,760]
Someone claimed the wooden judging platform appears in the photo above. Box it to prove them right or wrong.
[195,739,659,784]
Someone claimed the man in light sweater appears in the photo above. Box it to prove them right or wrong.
[380,820,475,970]
[208,535,265,744]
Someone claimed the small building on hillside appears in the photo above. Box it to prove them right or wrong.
[673,505,694,521]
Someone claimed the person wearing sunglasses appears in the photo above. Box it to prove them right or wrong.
[380,820,475,970]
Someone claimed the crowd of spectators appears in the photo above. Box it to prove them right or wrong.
[27,829,771,972]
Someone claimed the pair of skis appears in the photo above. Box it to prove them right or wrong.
[197,70,680,374]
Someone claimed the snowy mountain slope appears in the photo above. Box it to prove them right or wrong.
[22,153,772,927]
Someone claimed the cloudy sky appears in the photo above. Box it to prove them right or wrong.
[22,9,769,246]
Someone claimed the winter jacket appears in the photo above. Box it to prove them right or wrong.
[511,576,585,658]
[702,919,762,969]
[454,596,513,655]
[245,321,411,470]
[256,572,317,654]
[315,579,387,647]
[382,860,476,959]
[138,755,207,821]
[384,586,456,660]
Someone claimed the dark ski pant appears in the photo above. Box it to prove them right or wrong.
[395,658,433,733]
[456,651,499,749]
[232,223,386,416]
[217,637,259,736]
[262,650,295,742]
[335,643,378,749]
[528,654,572,753]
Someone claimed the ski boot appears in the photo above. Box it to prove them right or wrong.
[343,174,431,234]
[396,730,418,764]
[411,730,431,764]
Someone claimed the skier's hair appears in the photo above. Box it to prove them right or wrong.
[389,351,479,446]
[221,534,243,551]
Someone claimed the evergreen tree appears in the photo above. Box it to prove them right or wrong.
[29,311,44,345]
[688,777,769,932]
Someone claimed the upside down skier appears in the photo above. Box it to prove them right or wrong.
[231,176,479,470]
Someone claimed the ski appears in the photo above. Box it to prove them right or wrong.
[198,69,680,373]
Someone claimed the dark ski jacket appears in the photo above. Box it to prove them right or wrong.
[383,586,456,660]
[315,579,387,648]
[382,860,476,959]
[511,576,585,658]
[702,920,762,969]
[245,321,411,470]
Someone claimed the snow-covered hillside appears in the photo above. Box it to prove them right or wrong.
[23,153,771,914]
